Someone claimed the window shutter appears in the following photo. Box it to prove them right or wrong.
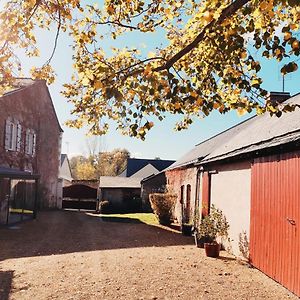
[4,119,11,150]
[16,123,22,152]
[25,129,30,154]
[12,123,17,151]
[32,133,36,156]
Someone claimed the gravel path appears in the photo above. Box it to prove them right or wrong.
[0,211,297,300]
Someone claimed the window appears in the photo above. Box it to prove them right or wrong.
[180,185,185,204]
[186,184,191,223]
[5,119,21,151]
[25,129,36,156]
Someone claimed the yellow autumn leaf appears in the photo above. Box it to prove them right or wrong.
[94,81,102,90]
[237,108,247,116]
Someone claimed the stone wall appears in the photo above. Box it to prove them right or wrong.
[165,167,198,223]
[0,80,62,209]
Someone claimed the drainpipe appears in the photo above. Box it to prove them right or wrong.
[193,167,202,228]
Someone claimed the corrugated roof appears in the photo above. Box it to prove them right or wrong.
[203,94,300,163]
[168,116,256,169]
[99,176,141,188]
[169,92,300,169]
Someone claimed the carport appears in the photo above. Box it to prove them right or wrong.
[0,167,39,225]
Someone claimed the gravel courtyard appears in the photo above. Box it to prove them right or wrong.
[0,211,297,300]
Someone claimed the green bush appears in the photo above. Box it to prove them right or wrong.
[149,193,176,225]
[198,205,229,243]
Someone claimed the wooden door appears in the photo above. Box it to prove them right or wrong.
[250,151,300,297]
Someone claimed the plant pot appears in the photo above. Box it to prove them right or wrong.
[158,216,171,226]
[181,224,193,236]
[195,236,212,248]
[204,242,221,258]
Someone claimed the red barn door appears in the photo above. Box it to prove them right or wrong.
[250,151,300,297]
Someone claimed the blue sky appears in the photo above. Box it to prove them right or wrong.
[17,4,300,160]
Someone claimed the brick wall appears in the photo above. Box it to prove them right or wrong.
[0,80,62,208]
[165,167,198,223]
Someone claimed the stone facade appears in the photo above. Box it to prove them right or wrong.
[0,79,63,209]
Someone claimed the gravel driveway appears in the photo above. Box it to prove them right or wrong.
[0,211,297,300]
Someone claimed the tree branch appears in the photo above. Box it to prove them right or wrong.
[155,0,251,72]
[44,0,61,65]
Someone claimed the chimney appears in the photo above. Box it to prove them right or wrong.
[268,91,291,105]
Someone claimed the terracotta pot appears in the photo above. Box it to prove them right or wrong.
[204,242,221,258]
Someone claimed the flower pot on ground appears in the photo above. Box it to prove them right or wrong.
[149,193,176,225]
[194,234,212,248]
[204,242,221,258]
[197,205,229,258]
[181,223,193,236]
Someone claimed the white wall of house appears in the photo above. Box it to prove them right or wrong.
[210,161,251,259]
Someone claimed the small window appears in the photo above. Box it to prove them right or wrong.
[180,185,185,204]
[5,119,17,151]
[25,129,36,156]
[186,184,191,223]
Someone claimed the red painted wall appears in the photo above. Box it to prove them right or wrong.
[201,172,210,217]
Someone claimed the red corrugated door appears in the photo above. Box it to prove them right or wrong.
[250,151,300,297]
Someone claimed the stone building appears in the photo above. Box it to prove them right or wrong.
[0,79,63,212]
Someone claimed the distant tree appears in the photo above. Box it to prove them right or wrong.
[70,148,130,179]
[75,161,97,180]
[69,155,88,179]
[95,148,130,177]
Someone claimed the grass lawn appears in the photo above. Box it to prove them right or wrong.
[99,213,158,225]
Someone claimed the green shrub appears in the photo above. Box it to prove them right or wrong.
[197,205,229,243]
[149,193,176,225]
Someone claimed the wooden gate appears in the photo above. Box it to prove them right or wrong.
[250,151,300,296]
[62,184,97,210]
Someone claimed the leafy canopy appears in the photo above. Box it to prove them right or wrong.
[1,0,300,139]
[70,148,130,179]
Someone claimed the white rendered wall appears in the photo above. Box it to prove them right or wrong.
[210,161,251,259]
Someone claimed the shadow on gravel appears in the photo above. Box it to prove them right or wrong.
[0,270,13,300]
[100,216,144,224]
[217,255,237,262]
[0,211,193,261]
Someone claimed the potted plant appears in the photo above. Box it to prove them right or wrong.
[197,205,229,257]
[181,207,193,236]
[181,221,193,236]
